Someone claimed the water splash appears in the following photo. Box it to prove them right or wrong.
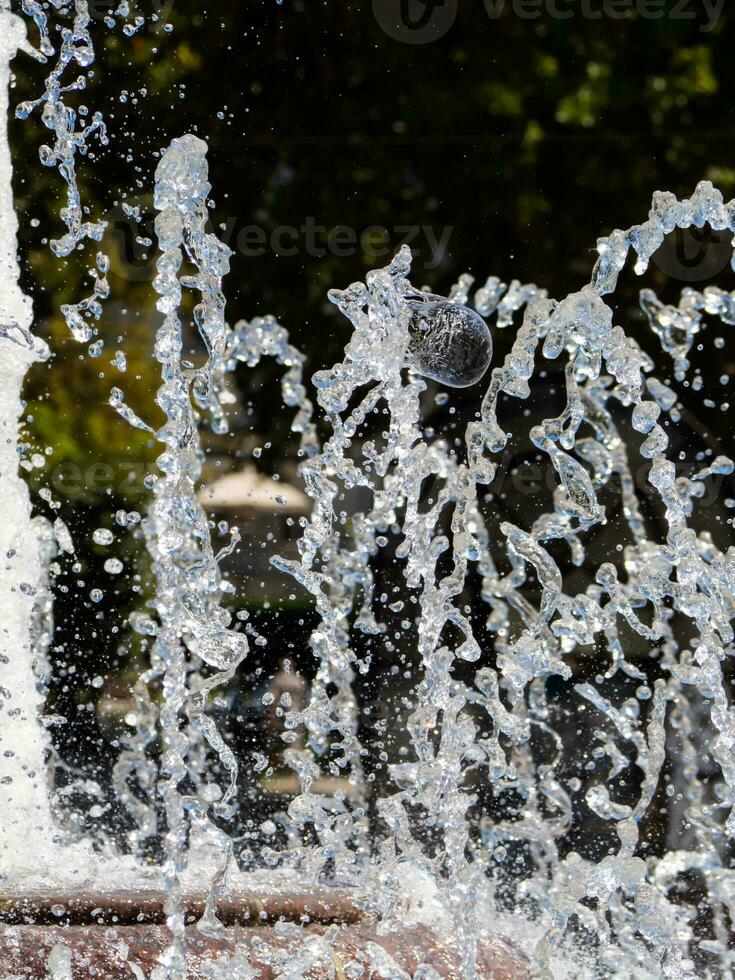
[264,181,735,977]
[111,134,249,977]
[0,0,56,872]
[405,291,493,387]
[270,251,502,972]
[6,10,735,967]
[220,314,319,455]
[17,0,110,344]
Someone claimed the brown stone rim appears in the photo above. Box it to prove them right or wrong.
[0,890,531,978]
[0,888,363,927]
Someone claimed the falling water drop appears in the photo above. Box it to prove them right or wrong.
[406,296,492,387]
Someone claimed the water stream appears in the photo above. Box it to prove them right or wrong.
[2,4,735,979]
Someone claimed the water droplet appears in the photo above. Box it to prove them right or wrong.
[406,298,492,388]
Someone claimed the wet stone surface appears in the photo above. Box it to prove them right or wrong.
[0,921,530,978]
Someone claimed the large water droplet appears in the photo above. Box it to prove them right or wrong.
[406,298,492,388]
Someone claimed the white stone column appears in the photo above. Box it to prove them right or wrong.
[0,2,55,873]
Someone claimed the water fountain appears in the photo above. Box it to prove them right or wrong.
[2,3,735,979]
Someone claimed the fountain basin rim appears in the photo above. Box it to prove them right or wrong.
[0,886,364,927]
[0,923,531,979]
